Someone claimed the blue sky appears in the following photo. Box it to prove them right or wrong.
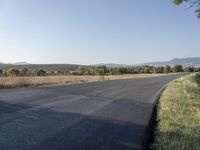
[0,0,199,65]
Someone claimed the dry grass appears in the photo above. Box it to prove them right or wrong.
[0,74,162,89]
[152,73,200,150]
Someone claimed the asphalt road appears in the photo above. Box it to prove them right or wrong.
[0,74,186,150]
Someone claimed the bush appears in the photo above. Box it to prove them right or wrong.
[0,69,3,76]
[184,66,195,72]
[192,73,200,84]
[172,65,183,72]
[36,69,47,76]
[164,65,171,73]
[20,67,30,76]
[6,68,20,77]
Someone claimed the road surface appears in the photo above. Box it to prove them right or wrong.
[0,74,186,150]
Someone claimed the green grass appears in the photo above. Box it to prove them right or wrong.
[152,73,200,150]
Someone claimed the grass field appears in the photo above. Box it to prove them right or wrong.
[0,74,162,89]
[152,73,200,150]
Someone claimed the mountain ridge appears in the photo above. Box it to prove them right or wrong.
[94,57,200,67]
[0,57,200,70]
[139,57,200,67]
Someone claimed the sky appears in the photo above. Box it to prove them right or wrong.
[0,0,199,65]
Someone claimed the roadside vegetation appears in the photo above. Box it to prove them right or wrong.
[152,73,200,150]
[0,65,198,89]
[0,74,162,89]
[0,65,198,77]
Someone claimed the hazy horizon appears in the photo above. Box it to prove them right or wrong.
[0,0,199,65]
[1,57,200,66]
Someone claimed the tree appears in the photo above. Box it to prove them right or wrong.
[6,68,20,76]
[20,67,29,76]
[77,66,85,75]
[173,65,183,72]
[0,69,3,75]
[36,69,46,76]
[174,0,200,18]
[195,67,200,72]
[184,66,195,72]
[153,66,164,73]
[164,65,171,73]
[144,67,151,73]
[92,65,108,75]
[63,69,70,75]
[118,67,128,74]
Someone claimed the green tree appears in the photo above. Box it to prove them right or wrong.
[92,65,108,75]
[63,69,70,75]
[95,68,105,75]
[0,69,3,76]
[29,69,38,76]
[20,67,29,76]
[36,69,46,76]
[6,68,20,76]
[98,65,108,74]
[77,66,85,75]
[164,65,171,73]
[153,67,164,73]
[144,67,151,73]
[118,67,128,74]
[184,66,195,72]
[195,67,200,72]
[173,65,183,72]
[48,71,56,76]
[109,68,120,75]
[174,0,200,18]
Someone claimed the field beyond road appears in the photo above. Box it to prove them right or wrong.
[0,74,163,89]
[152,73,200,150]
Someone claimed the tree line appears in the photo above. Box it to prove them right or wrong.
[76,65,198,75]
[0,65,199,77]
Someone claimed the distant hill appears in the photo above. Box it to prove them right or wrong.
[0,63,13,69]
[0,63,89,71]
[93,63,132,68]
[139,57,200,67]
[94,57,200,68]
[0,57,200,71]
[14,62,30,65]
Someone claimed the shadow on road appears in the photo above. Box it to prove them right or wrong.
[0,100,147,150]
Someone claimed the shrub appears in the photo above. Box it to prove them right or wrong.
[20,67,30,76]
[173,65,183,72]
[192,73,200,84]
[0,69,3,75]
[6,68,20,76]
[36,69,47,76]
[164,65,171,73]
[184,66,195,72]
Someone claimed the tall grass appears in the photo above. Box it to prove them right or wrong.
[0,74,162,89]
[152,73,200,150]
